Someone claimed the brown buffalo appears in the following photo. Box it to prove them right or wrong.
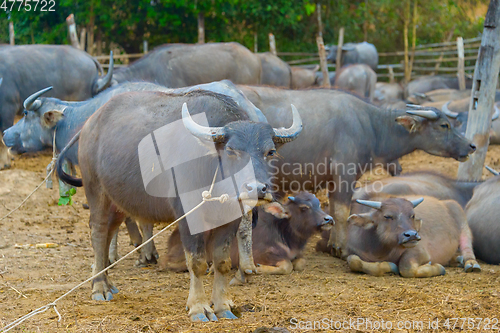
[339,195,481,277]
[465,166,500,264]
[258,52,291,88]
[333,64,376,102]
[291,66,319,89]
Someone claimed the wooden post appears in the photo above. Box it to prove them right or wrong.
[458,0,500,181]
[254,31,258,53]
[317,36,330,88]
[143,40,148,54]
[403,0,410,83]
[66,14,80,49]
[80,28,86,51]
[317,3,323,37]
[408,0,417,79]
[336,27,344,70]
[197,12,205,44]
[9,21,14,45]
[269,33,277,56]
[388,66,395,83]
[457,37,466,90]
[96,30,102,56]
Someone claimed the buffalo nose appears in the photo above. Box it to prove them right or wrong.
[470,144,476,151]
[243,182,268,199]
[322,215,334,225]
[403,230,421,241]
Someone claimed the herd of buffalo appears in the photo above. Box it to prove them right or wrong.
[1,41,499,323]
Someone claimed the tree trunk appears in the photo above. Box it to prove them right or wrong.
[336,27,344,70]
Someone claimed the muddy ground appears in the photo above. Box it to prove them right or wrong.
[1,148,500,333]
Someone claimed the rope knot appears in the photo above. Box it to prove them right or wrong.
[218,194,229,203]
[202,190,212,200]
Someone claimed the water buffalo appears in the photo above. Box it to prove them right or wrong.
[113,42,261,87]
[343,195,480,277]
[333,64,376,102]
[290,66,320,89]
[405,75,472,98]
[56,90,302,321]
[258,52,291,88]
[3,80,268,266]
[352,171,481,208]
[465,166,500,264]
[408,88,471,105]
[326,42,378,71]
[160,192,333,278]
[0,45,113,133]
[374,82,404,105]
[237,85,476,258]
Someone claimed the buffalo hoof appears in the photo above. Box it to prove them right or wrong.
[438,264,446,276]
[388,262,399,275]
[136,251,159,267]
[92,291,113,301]
[464,261,481,273]
[110,285,119,294]
[190,311,218,322]
[216,310,238,320]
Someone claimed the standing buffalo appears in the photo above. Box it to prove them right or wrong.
[343,195,480,277]
[326,42,378,71]
[258,52,291,88]
[333,64,377,102]
[238,85,476,258]
[0,45,113,132]
[290,66,320,89]
[56,90,302,322]
[465,166,500,264]
[113,42,261,87]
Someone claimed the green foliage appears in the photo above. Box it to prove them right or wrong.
[58,187,76,206]
[0,0,489,56]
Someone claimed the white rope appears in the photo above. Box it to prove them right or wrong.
[1,166,227,332]
[0,130,58,222]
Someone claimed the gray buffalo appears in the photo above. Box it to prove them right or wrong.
[326,42,378,71]
[0,45,113,133]
[465,166,500,264]
[333,64,377,102]
[342,195,480,277]
[405,75,472,98]
[56,90,302,321]
[290,66,319,89]
[238,85,476,258]
[113,42,261,87]
[258,52,291,88]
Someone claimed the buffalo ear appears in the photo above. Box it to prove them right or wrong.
[41,110,64,128]
[263,202,290,219]
[347,213,375,229]
[396,115,421,133]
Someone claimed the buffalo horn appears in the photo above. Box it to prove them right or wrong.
[273,104,303,143]
[94,51,114,93]
[493,104,500,121]
[410,197,424,208]
[356,199,382,210]
[485,165,499,176]
[406,109,439,120]
[441,101,459,119]
[181,103,226,142]
[23,86,53,111]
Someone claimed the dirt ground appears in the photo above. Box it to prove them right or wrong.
[1,148,500,333]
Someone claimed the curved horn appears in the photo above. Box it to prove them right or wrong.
[442,101,458,119]
[406,109,439,120]
[414,92,427,98]
[356,199,382,210]
[288,196,295,202]
[273,104,303,143]
[94,51,114,94]
[492,104,500,121]
[410,197,424,208]
[181,103,225,142]
[485,165,499,176]
[23,86,53,111]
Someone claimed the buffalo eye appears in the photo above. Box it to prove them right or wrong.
[384,215,393,220]
[299,204,309,212]
[23,110,28,116]
[440,123,450,129]
[410,214,415,219]
[267,149,277,157]
[226,147,238,157]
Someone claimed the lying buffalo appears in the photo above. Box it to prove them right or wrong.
[408,88,471,105]
[160,192,333,279]
[465,166,500,264]
[238,85,476,258]
[113,42,261,87]
[326,42,378,71]
[333,64,376,102]
[374,82,404,104]
[56,90,302,321]
[405,75,472,98]
[343,195,480,277]
[0,45,113,133]
[352,171,481,208]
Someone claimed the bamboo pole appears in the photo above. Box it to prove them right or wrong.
[403,0,410,83]
[9,21,14,45]
[254,31,258,53]
[408,0,417,80]
[197,12,205,44]
[336,27,344,70]
[269,33,277,56]
[458,0,500,181]
[457,37,466,90]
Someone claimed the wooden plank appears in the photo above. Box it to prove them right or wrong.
[457,37,466,90]
[412,65,476,71]
[336,27,344,69]
[458,0,500,181]
[286,57,320,65]
[316,36,330,88]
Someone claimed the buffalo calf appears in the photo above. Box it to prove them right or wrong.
[343,195,480,278]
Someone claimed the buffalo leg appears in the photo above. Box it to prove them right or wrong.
[108,228,120,264]
[292,257,307,271]
[399,250,446,278]
[211,225,238,319]
[236,212,257,275]
[347,255,399,276]
[125,217,142,247]
[256,260,293,275]
[136,221,158,266]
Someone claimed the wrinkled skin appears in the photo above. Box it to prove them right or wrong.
[340,195,480,277]
[0,45,111,133]
[238,85,476,258]
[333,64,376,102]
[326,42,378,71]
[465,173,500,264]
